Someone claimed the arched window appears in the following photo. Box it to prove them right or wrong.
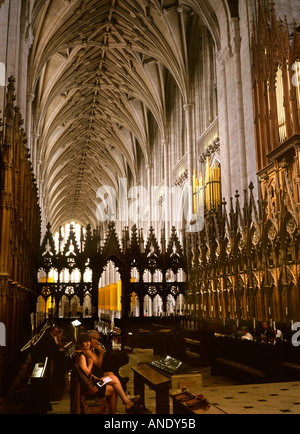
[195,156,221,213]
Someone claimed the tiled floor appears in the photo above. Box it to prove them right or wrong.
[202,382,300,414]
[48,348,300,415]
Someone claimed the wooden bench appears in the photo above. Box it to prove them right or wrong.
[212,336,300,383]
[281,341,300,380]
[211,336,283,383]
[184,338,201,354]
[212,357,266,381]
[70,372,109,414]
[283,362,300,379]
[182,328,214,362]
[132,364,170,414]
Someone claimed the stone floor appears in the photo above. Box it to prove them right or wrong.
[47,348,300,415]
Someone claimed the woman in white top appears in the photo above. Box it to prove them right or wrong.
[241,326,254,341]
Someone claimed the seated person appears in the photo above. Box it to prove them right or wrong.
[230,325,242,339]
[86,330,130,390]
[260,321,283,343]
[241,326,254,341]
[56,329,65,348]
[32,325,62,360]
[275,328,284,341]
[32,324,68,399]
[74,333,139,414]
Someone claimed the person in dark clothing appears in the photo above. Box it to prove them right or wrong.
[32,325,67,400]
[33,325,61,359]
[76,333,139,414]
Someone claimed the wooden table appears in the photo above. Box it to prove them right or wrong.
[132,364,171,414]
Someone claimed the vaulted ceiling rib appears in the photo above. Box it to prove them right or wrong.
[29,0,221,231]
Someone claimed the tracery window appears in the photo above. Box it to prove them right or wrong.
[194,137,221,215]
[53,222,91,283]
[38,221,93,318]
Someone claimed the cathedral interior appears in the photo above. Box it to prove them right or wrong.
[0,0,300,416]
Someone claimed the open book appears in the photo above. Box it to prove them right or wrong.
[96,376,112,388]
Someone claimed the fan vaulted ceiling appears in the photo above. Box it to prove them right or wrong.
[29,0,222,231]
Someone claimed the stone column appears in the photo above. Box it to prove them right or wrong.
[26,92,35,161]
[146,163,152,228]
[230,18,248,192]
[162,139,170,237]
[39,178,44,225]
[183,103,195,226]
[18,22,33,115]
[31,132,39,176]
[216,51,232,201]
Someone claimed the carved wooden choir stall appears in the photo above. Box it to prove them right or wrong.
[0,77,41,394]
[186,3,300,326]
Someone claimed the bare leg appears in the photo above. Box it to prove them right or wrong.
[105,372,134,410]
[105,384,118,414]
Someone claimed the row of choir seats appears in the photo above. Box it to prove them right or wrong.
[211,336,300,383]
[116,316,214,362]
[280,342,300,380]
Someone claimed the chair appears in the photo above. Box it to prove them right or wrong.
[70,370,109,414]
[81,395,109,414]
